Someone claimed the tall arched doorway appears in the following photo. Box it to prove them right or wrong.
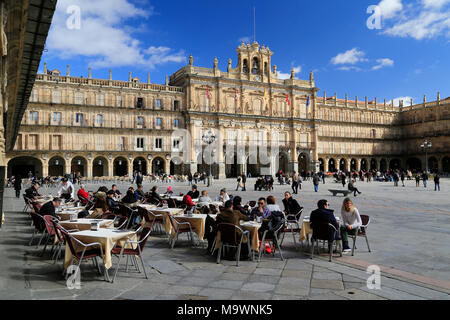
[370,158,377,170]
[7,157,43,178]
[170,157,184,175]
[406,158,422,171]
[380,159,387,172]
[133,157,147,175]
[428,157,438,173]
[278,152,289,174]
[298,153,308,173]
[318,158,324,172]
[48,156,65,177]
[225,154,239,178]
[152,157,165,175]
[339,158,347,171]
[114,157,128,176]
[443,157,450,173]
[71,156,87,177]
[360,159,368,171]
[93,157,108,177]
[350,158,357,171]
[389,158,401,170]
[328,158,336,172]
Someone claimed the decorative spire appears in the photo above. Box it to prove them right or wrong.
[165,75,169,86]
[129,72,132,82]
[44,62,47,74]
[88,67,92,79]
[309,71,314,82]
[437,91,441,101]
[189,55,193,66]
[213,57,218,70]
[290,68,295,79]
[67,65,70,76]
[227,59,232,72]
[109,69,112,80]
[147,73,151,84]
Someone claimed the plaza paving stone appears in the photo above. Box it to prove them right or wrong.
[0,178,449,300]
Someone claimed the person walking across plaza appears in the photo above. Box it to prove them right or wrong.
[235,175,242,191]
[434,174,440,191]
[241,174,247,191]
[313,173,320,192]
[393,171,399,187]
[415,174,420,187]
[340,198,362,253]
[14,175,22,198]
[422,171,428,188]
[341,172,346,188]
[400,171,406,187]
[292,172,299,194]
[135,171,143,187]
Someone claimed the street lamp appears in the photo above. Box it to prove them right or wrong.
[202,130,217,186]
[420,140,432,173]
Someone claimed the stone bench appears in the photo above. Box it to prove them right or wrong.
[328,189,352,197]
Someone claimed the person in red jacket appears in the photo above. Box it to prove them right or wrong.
[77,185,90,205]
[182,194,195,208]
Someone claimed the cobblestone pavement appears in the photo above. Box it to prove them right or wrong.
[0,177,449,300]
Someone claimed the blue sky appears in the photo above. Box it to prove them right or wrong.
[41,0,450,105]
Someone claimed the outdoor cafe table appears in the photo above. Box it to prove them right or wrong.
[63,229,137,270]
[166,195,199,203]
[213,220,261,253]
[59,219,114,231]
[170,213,217,241]
[299,216,341,242]
[140,207,184,233]
[56,208,89,221]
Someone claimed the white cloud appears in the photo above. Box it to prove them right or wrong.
[330,48,367,65]
[277,66,302,79]
[239,36,251,43]
[378,0,403,19]
[372,58,395,70]
[46,0,186,69]
[379,0,450,40]
[392,96,414,106]
[337,66,362,72]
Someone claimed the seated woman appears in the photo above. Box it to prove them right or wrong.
[164,186,174,197]
[198,190,213,204]
[121,188,138,206]
[149,186,163,204]
[232,196,249,216]
[182,194,195,208]
[258,196,285,240]
[340,198,362,253]
[87,196,109,218]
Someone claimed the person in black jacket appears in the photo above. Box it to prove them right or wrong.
[241,174,247,191]
[310,199,339,242]
[121,188,137,204]
[106,190,120,214]
[282,192,302,221]
[25,183,41,200]
[187,185,200,199]
[232,196,249,216]
[39,198,62,218]
[14,175,22,198]
[135,171,143,187]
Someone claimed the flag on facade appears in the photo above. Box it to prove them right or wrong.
[235,88,238,101]
[286,93,290,106]
[306,96,310,108]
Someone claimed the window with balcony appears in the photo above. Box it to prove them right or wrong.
[155,118,162,128]
[155,99,162,109]
[136,137,144,151]
[52,91,61,104]
[96,114,103,126]
[117,95,122,107]
[155,138,163,150]
[51,135,62,150]
[96,94,105,106]
[172,138,180,150]
[28,134,38,150]
[75,92,84,105]
[29,111,38,124]
[174,100,180,111]
[173,119,180,128]
[52,112,61,124]
[75,113,84,125]
[136,97,144,109]
[137,116,144,127]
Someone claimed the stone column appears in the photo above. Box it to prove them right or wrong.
[323,158,329,173]
[164,158,170,175]
[42,160,49,177]
[108,159,114,177]
[87,160,93,178]
[127,159,133,178]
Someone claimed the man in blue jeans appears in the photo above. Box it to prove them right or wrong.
[434,174,440,191]
[313,173,320,192]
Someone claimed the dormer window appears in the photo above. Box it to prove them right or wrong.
[252,57,260,74]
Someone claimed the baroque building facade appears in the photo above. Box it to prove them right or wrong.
[6,42,450,179]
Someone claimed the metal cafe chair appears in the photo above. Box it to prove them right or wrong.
[167,213,196,248]
[258,223,285,262]
[310,222,342,262]
[216,223,251,266]
[110,227,152,283]
[349,214,372,256]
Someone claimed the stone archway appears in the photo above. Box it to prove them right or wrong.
[380,159,387,172]
[350,158,357,171]
[443,157,450,173]
[152,157,165,175]
[298,153,309,173]
[328,158,336,172]
[93,156,108,177]
[318,158,325,172]
[389,158,401,170]
[339,158,347,171]
[71,156,88,177]
[370,158,377,170]
[133,157,148,175]
[113,157,128,176]
[406,158,422,171]
[428,157,438,173]
[48,156,65,177]
[278,152,289,174]
[7,156,43,178]
[170,157,185,175]
[360,159,368,171]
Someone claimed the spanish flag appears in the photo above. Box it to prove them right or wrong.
[286,93,290,106]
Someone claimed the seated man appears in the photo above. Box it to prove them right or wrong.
[187,185,200,199]
[121,188,138,205]
[39,197,62,218]
[106,190,120,214]
[310,199,339,243]
[149,186,163,203]
[250,197,271,221]
[348,179,362,197]
[134,184,145,201]
[282,191,303,221]
[58,178,75,202]
[258,196,285,240]
[25,183,42,200]
[110,184,122,200]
